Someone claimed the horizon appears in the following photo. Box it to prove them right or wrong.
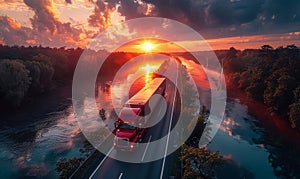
[1,0,300,50]
[1,1,300,178]
[1,42,297,52]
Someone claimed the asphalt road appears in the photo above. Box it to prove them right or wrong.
[87,59,181,179]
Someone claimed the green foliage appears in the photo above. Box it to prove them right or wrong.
[289,86,300,128]
[22,54,54,93]
[0,54,55,109]
[267,70,296,115]
[99,108,107,121]
[56,140,95,178]
[289,101,300,128]
[261,44,273,51]
[187,106,209,147]
[180,144,223,179]
[0,60,31,108]
[0,45,81,109]
[56,157,83,179]
[23,60,41,93]
[292,85,300,102]
[224,45,300,128]
[79,140,94,157]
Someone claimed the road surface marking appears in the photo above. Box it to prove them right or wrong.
[118,173,123,179]
[89,147,114,179]
[160,60,179,179]
[141,135,152,161]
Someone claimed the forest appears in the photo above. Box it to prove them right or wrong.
[220,45,300,129]
[0,45,83,109]
[0,45,299,130]
[0,45,139,110]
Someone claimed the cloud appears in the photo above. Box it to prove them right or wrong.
[24,0,68,34]
[0,16,29,45]
[1,0,300,48]
[0,0,22,4]
[6,0,93,47]
[0,0,98,47]
[117,0,300,38]
[87,0,123,30]
[0,15,91,47]
[117,0,149,19]
[88,0,113,30]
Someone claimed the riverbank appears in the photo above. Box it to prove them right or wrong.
[0,82,72,124]
[227,86,300,139]
[0,81,86,178]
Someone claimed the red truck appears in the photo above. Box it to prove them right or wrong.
[113,77,166,151]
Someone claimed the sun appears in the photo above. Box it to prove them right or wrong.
[140,41,156,52]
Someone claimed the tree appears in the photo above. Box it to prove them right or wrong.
[286,44,298,50]
[261,44,273,51]
[289,101,300,128]
[186,106,209,147]
[31,54,54,92]
[292,86,300,102]
[260,45,274,59]
[22,60,42,93]
[180,144,223,179]
[99,108,107,121]
[79,140,94,157]
[288,86,300,128]
[0,60,31,108]
[264,71,296,114]
[56,157,83,179]
[228,47,238,58]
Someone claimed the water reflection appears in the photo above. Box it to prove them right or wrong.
[179,56,279,178]
[0,100,85,178]
[141,64,158,84]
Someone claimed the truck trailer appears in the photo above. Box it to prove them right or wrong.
[113,77,166,151]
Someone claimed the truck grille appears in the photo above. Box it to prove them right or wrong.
[117,138,129,147]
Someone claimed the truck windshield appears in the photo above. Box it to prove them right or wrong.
[118,123,136,130]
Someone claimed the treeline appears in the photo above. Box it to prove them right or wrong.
[0,45,84,109]
[0,45,145,110]
[221,45,300,129]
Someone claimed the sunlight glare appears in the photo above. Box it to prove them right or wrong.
[141,41,156,52]
[141,64,158,83]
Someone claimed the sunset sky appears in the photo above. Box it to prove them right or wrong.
[1,0,300,50]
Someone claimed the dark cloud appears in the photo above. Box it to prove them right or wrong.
[207,0,263,26]
[261,0,300,24]
[22,0,88,42]
[117,0,300,38]
[118,0,148,19]
[24,0,71,34]
[2,0,300,47]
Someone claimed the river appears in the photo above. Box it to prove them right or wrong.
[0,59,299,178]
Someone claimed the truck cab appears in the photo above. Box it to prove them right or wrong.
[113,107,146,151]
[113,78,166,151]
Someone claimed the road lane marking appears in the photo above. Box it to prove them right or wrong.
[118,173,123,179]
[141,135,152,161]
[89,147,114,179]
[160,60,179,179]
